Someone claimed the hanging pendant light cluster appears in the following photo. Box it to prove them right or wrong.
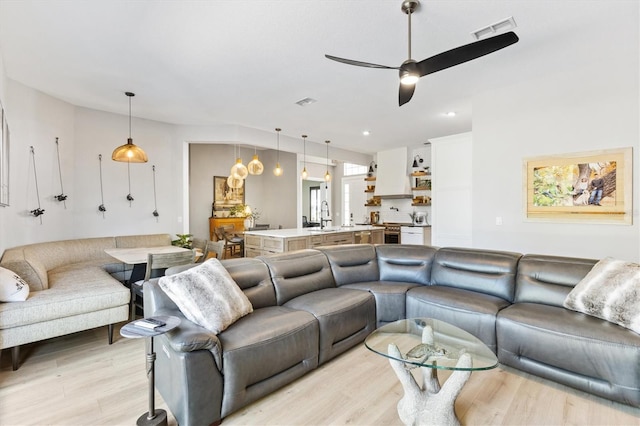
[301,135,308,179]
[324,140,332,182]
[273,128,283,176]
[112,92,148,163]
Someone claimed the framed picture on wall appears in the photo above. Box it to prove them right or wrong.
[523,147,632,224]
[0,104,9,207]
[213,176,245,211]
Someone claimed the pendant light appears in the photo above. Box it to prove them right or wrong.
[247,146,264,175]
[324,140,331,182]
[227,174,244,189]
[273,128,283,176]
[230,145,249,179]
[112,92,148,163]
[301,134,308,179]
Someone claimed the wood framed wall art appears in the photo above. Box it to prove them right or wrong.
[213,176,245,213]
[523,147,632,224]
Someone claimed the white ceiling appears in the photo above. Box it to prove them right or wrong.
[0,1,636,154]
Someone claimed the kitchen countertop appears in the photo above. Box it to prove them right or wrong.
[244,225,384,238]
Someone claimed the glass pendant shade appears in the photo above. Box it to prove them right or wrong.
[324,170,331,182]
[301,167,308,179]
[227,174,244,189]
[247,154,264,175]
[112,138,148,162]
[112,92,148,163]
[273,127,283,177]
[230,158,249,179]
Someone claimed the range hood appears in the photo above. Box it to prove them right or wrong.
[374,147,412,199]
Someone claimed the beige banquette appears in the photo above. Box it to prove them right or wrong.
[0,233,172,370]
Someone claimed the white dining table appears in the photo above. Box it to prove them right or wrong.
[105,246,196,283]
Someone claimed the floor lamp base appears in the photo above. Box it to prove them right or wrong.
[136,409,168,426]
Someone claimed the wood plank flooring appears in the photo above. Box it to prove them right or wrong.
[1,323,639,425]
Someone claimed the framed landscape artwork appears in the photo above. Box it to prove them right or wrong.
[213,176,245,212]
[523,147,632,224]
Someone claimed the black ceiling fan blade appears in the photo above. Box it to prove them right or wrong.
[325,54,399,70]
[417,31,519,77]
[399,83,416,106]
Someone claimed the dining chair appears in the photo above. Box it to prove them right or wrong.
[216,226,244,259]
[130,249,196,319]
[204,240,225,260]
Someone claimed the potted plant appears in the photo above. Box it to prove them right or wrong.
[172,233,193,249]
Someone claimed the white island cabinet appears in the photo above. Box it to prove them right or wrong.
[244,226,383,257]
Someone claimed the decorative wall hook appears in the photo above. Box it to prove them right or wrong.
[54,137,68,207]
[97,154,107,218]
[126,161,134,206]
[152,165,159,220]
[29,146,45,223]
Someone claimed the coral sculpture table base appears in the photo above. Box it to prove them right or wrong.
[388,342,471,426]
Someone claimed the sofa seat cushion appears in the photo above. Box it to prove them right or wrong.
[497,302,640,407]
[0,266,129,329]
[284,288,376,364]
[218,306,319,417]
[342,281,421,325]
[406,285,511,353]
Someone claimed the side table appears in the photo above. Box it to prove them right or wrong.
[121,315,181,426]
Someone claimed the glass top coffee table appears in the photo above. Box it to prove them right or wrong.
[365,318,498,426]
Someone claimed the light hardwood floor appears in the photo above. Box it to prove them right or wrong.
[1,323,639,426]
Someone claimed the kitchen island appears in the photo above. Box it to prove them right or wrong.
[244,225,384,257]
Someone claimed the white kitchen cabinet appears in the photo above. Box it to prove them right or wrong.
[400,226,431,245]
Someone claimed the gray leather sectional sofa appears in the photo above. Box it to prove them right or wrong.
[145,244,640,426]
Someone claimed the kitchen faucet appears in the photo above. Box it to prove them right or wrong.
[320,201,331,229]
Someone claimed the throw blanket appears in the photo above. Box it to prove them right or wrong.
[159,258,253,334]
[564,257,640,334]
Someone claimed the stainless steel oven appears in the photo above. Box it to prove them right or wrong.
[383,223,402,244]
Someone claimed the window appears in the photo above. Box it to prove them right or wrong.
[309,186,321,222]
[343,183,350,226]
[343,162,367,176]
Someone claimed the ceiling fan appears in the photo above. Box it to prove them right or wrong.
[325,0,519,106]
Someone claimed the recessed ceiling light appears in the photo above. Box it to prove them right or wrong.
[445,111,456,117]
[295,97,317,107]
[362,130,370,136]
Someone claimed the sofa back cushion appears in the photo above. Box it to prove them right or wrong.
[115,233,171,248]
[317,244,379,286]
[0,237,117,290]
[431,247,521,302]
[515,254,598,307]
[260,249,335,305]
[376,245,437,286]
[221,258,276,308]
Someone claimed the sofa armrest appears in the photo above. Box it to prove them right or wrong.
[153,307,223,370]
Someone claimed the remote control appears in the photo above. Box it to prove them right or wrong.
[144,318,166,327]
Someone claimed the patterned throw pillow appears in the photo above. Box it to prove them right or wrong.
[0,266,30,302]
[564,257,640,334]
[159,258,253,334]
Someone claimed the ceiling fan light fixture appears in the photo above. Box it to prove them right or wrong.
[400,73,419,85]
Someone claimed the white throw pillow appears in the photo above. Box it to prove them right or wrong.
[564,257,640,334]
[159,258,253,334]
[0,266,30,302]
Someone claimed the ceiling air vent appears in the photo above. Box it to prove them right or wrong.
[295,97,317,107]
[471,17,517,40]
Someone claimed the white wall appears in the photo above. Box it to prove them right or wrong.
[472,67,639,261]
